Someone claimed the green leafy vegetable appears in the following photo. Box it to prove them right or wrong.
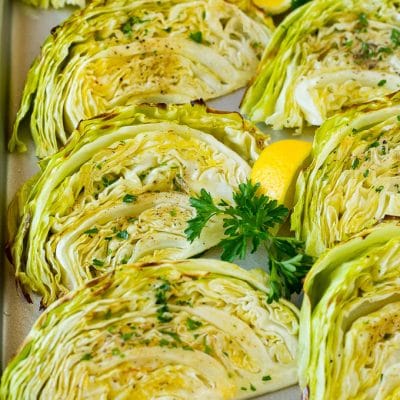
[189,31,203,44]
[185,181,313,302]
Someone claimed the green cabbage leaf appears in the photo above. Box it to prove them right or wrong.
[292,100,400,257]
[10,0,271,157]
[299,223,400,400]
[0,259,299,399]
[8,102,268,306]
[241,0,400,130]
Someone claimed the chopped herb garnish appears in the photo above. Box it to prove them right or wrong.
[378,79,387,87]
[262,375,272,381]
[121,16,147,35]
[391,28,400,47]
[160,330,181,342]
[121,332,134,341]
[123,194,137,203]
[159,338,169,346]
[169,209,177,217]
[344,39,353,47]
[102,176,118,187]
[351,157,360,169]
[189,31,203,44]
[84,227,98,235]
[155,280,171,304]
[164,27,172,33]
[186,318,202,330]
[157,305,173,322]
[81,353,92,361]
[369,141,380,149]
[250,384,257,392]
[182,345,194,351]
[357,13,368,28]
[92,258,104,267]
[202,10,206,19]
[116,230,129,240]
[375,186,384,193]
[203,337,212,354]
[241,387,248,391]
[112,348,125,358]
[363,169,370,178]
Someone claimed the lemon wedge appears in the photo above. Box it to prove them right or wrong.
[251,139,312,208]
[252,0,292,15]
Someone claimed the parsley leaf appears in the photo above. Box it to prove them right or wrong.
[189,31,203,44]
[185,181,313,302]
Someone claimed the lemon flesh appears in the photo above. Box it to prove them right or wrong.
[253,0,292,14]
[250,139,312,208]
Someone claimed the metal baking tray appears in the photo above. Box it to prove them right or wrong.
[0,2,301,398]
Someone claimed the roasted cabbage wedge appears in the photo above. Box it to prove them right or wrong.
[10,0,271,158]
[22,0,274,25]
[241,0,400,130]
[8,102,268,307]
[292,101,400,257]
[0,259,299,399]
[299,223,400,400]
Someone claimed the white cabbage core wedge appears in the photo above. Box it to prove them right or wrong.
[0,259,299,399]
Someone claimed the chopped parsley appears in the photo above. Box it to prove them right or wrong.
[186,318,202,330]
[84,227,98,235]
[80,353,93,361]
[189,31,203,44]
[375,186,384,193]
[116,230,129,240]
[123,194,137,203]
[351,157,360,169]
[357,13,368,29]
[378,79,387,87]
[157,305,173,322]
[160,330,181,342]
[363,169,370,178]
[92,258,104,267]
[391,28,400,47]
[121,16,147,35]
[112,348,125,358]
[262,375,272,381]
[121,332,134,341]
[250,384,257,392]
[155,280,171,304]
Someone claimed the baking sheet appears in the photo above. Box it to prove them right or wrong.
[1,2,301,398]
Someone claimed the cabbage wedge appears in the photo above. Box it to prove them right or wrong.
[0,259,299,399]
[299,223,400,400]
[10,0,271,158]
[7,102,268,307]
[241,0,400,130]
[292,100,400,257]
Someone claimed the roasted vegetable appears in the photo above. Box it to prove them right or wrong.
[0,259,299,399]
[292,100,400,257]
[241,0,400,130]
[8,102,268,306]
[10,0,271,157]
[299,223,400,400]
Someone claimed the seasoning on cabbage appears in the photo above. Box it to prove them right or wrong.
[10,0,271,158]
[7,102,268,307]
[241,0,400,130]
[299,223,400,400]
[291,100,400,257]
[0,259,299,399]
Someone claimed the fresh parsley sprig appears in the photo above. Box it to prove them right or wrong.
[185,181,313,303]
